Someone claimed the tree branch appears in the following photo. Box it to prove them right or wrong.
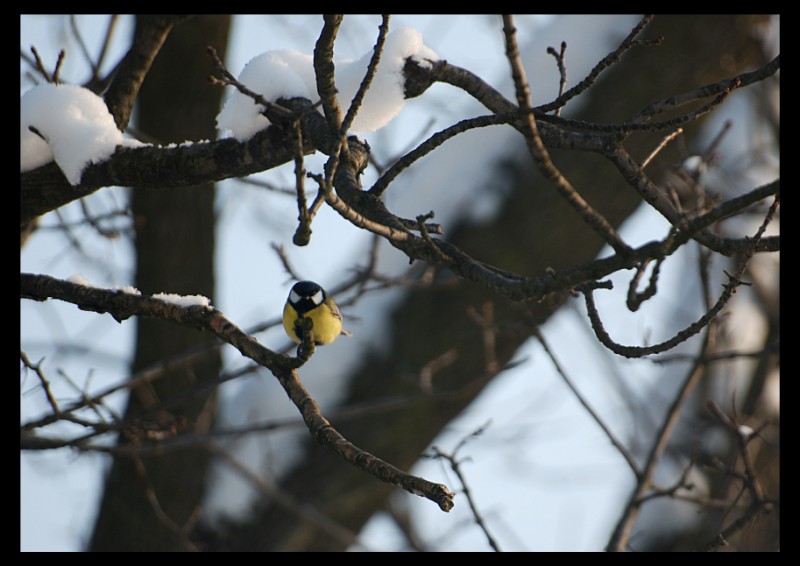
[104,15,189,130]
[19,272,456,512]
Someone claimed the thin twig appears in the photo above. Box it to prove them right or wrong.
[546,41,568,116]
[466,302,499,376]
[206,45,294,122]
[629,55,780,125]
[94,15,121,80]
[641,128,684,170]
[626,257,664,312]
[430,424,501,552]
[129,449,202,551]
[51,50,66,84]
[369,113,513,198]
[291,118,312,246]
[607,252,717,551]
[207,440,360,548]
[29,46,54,83]
[652,348,775,365]
[537,15,658,114]
[699,499,775,552]
[340,15,390,135]
[271,243,304,281]
[532,328,641,476]
[20,351,61,417]
[630,78,742,130]
[707,401,765,502]
[703,120,732,163]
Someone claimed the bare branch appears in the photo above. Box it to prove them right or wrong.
[369,113,513,198]
[20,273,456,512]
[206,45,295,123]
[340,15,390,135]
[546,41,568,116]
[607,256,716,551]
[130,450,202,551]
[629,55,780,125]
[104,15,188,130]
[290,117,312,245]
[641,128,683,170]
[20,351,61,417]
[207,441,360,547]
[430,424,501,551]
[532,328,641,476]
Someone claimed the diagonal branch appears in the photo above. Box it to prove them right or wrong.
[19,272,456,512]
[340,15,390,135]
[104,15,189,130]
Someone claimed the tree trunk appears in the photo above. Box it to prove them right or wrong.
[89,15,230,551]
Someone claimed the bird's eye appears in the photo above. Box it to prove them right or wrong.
[310,290,323,305]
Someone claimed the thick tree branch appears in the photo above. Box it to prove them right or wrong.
[19,97,327,226]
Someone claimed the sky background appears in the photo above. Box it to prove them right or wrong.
[20,15,778,551]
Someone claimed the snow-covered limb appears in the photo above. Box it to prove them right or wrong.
[20,83,145,184]
[216,28,438,141]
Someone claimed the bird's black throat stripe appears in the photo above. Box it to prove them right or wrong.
[292,298,318,315]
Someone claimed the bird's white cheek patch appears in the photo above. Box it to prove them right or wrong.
[290,290,301,304]
[311,290,323,305]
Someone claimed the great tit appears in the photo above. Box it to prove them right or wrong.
[283,280,352,345]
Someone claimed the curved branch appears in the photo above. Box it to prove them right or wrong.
[19,272,456,512]
[369,113,514,197]
[313,14,345,135]
[329,138,779,307]
[607,332,711,551]
[403,58,620,154]
[582,195,779,359]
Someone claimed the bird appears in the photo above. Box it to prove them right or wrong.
[282,280,352,345]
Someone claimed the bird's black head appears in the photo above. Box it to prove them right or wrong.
[289,280,326,314]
